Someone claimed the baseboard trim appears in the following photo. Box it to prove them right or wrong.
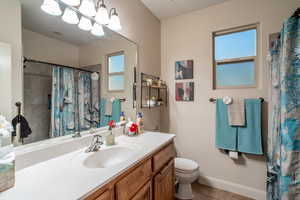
[197,176,266,200]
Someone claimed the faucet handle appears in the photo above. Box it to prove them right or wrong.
[93,134,103,144]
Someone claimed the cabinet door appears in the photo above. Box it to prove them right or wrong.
[131,181,152,200]
[153,159,174,200]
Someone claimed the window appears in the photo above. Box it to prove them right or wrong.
[107,52,125,91]
[213,24,257,89]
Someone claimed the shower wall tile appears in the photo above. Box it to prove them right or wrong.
[24,63,52,144]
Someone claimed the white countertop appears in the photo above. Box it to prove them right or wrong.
[0,132,175,200]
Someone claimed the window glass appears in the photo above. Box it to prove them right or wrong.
[108,54,125,73]
[108,75,124,91]
[214,29,256,60]
[216,61,255,87]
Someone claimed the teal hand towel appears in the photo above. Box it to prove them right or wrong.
[112,99,121,123]
[237,99,263,155]
[100,98,121,127]
[216,99,237,151]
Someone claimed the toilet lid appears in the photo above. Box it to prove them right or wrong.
[175,158,199,172]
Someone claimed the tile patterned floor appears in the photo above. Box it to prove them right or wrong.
[191,183,254,200]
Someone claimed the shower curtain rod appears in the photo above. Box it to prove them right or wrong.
[23,57,98,74]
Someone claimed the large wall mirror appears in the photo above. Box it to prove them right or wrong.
[15,0,138,146]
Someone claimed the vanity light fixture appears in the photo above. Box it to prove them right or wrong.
[41,0,123,37]
[95,0,109,25]
[62,7,79,24]
[91,72,100,80]
[108,8,122,31]
[61,0,80,6]
[78,16,93,31]
[78,0,97,17]
[41,0,62,16]
[91,23,105,37]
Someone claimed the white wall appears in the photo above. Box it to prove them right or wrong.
[22,29,79,67]
[79,39,137,120]
[161,0,300,199]
[0,43,12,119]
[0,0,22,120]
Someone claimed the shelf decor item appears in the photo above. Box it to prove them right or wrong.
[175,82,194,101]
[141,73,168,109]
[175,60,194,80]
[0,115,15,192]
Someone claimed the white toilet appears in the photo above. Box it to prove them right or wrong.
[175,158,199,200]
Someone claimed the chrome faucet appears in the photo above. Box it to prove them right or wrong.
[85,135,103,153]
[72,131,82,138]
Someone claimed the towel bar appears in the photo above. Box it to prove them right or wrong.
[209,97,264,103]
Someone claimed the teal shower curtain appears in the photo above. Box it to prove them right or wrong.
[268,16,300,199]
[51,67,76,137]
[51,68,100,137]
[77,71,92,131]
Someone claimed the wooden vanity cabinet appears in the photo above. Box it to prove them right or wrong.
[84,141,175,200]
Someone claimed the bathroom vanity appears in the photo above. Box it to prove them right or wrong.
[0,132,175,200]
[85,137,175,200]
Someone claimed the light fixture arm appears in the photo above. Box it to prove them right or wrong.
[109,8,118,17]
[96,0,106,9]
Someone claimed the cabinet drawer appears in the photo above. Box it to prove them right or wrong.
[153,143,175,172]
[84,186,112,200]
[116,159,152,200]
[94,190,111,200]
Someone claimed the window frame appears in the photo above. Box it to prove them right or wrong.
[212,24,259,89]
[107,51,125,92]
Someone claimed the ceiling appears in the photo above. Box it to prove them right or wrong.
[19,0,124,46]
[140,0,230,19]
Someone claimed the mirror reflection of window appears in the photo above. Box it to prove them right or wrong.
[107,52,125,91]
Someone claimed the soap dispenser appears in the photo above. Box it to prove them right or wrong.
[137,112,144,134]
[120,112,126,126]
[106,120,115,146]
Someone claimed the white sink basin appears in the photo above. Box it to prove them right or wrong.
[83,146,136,168]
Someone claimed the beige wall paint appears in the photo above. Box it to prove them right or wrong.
[161,0,300,199]
[79,39,137,120]
[0,0,22,120]
[22,29,79,67]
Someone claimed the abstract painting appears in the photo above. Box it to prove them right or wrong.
[175,60,193,80]
[175,82,194,101]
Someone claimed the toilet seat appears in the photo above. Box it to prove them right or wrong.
[175,158,199,173]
